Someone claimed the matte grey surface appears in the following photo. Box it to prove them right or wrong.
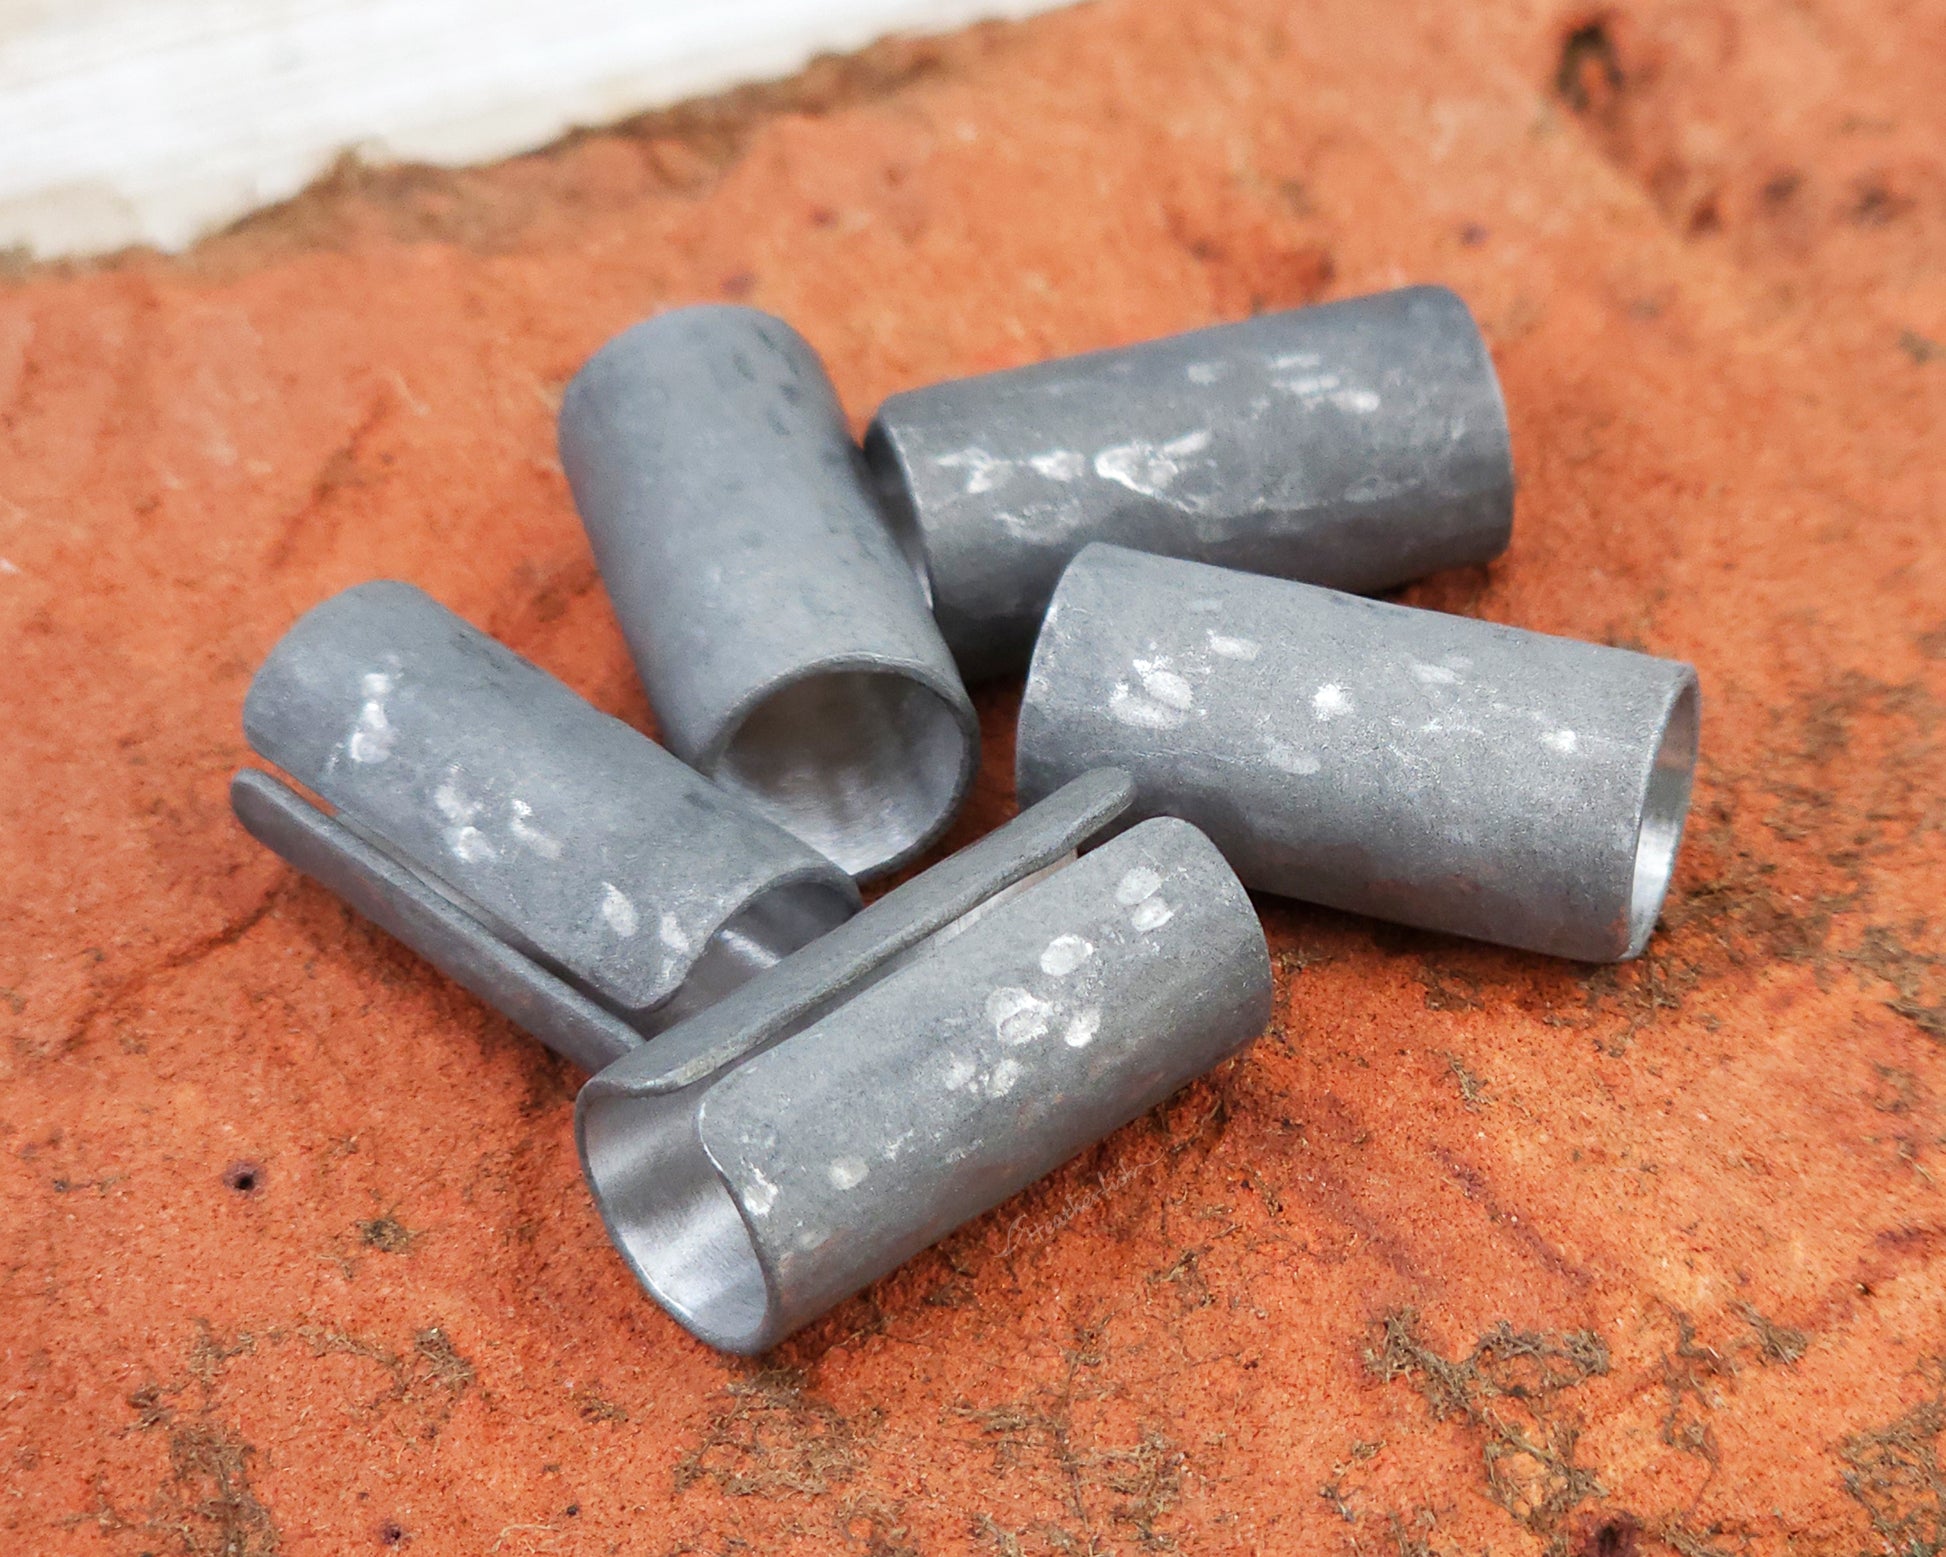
[866,285,1513,679]
[238,580,858,1038]
[560,304,979,879]
[578,777,1270,1353]
[1017,546,1700,962]
[232,769,646,1073]
[610,766,1138,1098]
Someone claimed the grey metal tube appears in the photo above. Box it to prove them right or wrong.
[865,285,1513,679]
[560,305,979,880]
[577,810,1270,1353]
[232,768,651,1073]
[1016,546,1699,962]
[240,581,859,1037]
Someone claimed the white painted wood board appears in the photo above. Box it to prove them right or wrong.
[0,0,1067,259]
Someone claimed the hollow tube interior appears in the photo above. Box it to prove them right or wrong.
[582,851,1083,1350]
[632,879,856,1037]
[710,669,967,878]
[1626,678,1701,957]
[581,1089,773,1353]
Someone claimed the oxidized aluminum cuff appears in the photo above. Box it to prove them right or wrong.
[1017,545,1699,962]
[577,769,1271,1352]
[561,305,979,879]
[867,285,1513,679]
[232,581,860,1070]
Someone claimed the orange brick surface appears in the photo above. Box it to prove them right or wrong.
[3,2,1943,1551]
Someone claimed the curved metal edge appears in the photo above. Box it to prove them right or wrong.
[689,648,983,885]
[859,417,937,609]
[1617,665,1703,963]
[574,766,1137,1354]
[232,769,644,1073]
[576,1084,783,1355]
[242,579,866,1017]
[1413,283,1517,563]
[1013,546,1117,811]
[709,812,1275,1354]
[575,768,1136,1107]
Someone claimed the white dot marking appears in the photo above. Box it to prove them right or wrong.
[987,987,1052,1045]
[1265,739,1322,776]
[1116,867,1162,906]
[1027,449,1086,481]
[1134,659,1194,710]
[1109,682,1187,731]
[935,447,1012,494]
[1207,633,1260,660]
[448,826,496,864]
[828,1157,869,1191]
[600,883,638,937]
[1093,429,1212,498]
[1040,934,1095,977]
[347,700,394,764]
[1312,684,1353,720]
[507,798,563,859]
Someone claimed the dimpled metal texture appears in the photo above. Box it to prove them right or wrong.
[237,581,859,1053]
[865,284,1513,679]
[559,304,979,880]
[232,768,653,1073]
[577,785,1270,1355]
[1017,545,1701,963]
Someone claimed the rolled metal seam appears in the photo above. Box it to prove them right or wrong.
[1017,545,1700,963]
[577,777,1271,1353]
[560,304,979,880]
[866,284,1514,680]
[235,581,859,1063]
[233,769,648,1073]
